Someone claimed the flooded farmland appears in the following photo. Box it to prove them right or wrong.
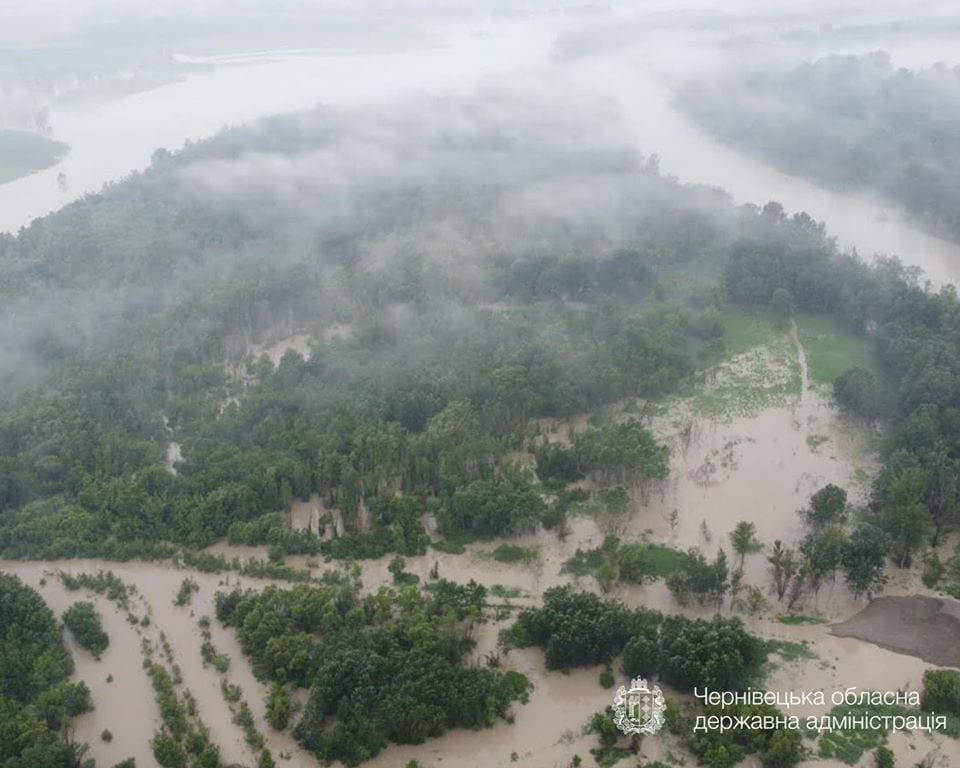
[5,322,957,768]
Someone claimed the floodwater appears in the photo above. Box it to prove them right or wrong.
[2,15,960,288]
[0,19,555,233]
[4,8,960,768]
[7,327,953,768]
[635,325,877,604]
[588,56,960,289]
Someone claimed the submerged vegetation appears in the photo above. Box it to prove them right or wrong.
[62,601,110,658]
[0,573,93,767]
[502,585,766,692]
[0,89,955,590]
[216,575,528,765]
[2,30,960,768]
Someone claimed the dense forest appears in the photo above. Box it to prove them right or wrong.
[677,52,960,242]
[0,94,738,559]
[0,89,958,593]
[1,55,960,768]
[215,574,529,765]
[0,573,94,767]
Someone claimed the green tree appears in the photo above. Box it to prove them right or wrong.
[920,669,960,716]
[799,528,845,595]
[879,469,932,566]
[767,541,798,602]
[770,288,794,327]
[266,683,292,730]
[729,521,763,570]
[873,745,894,768]
[801,485,847,529]
[763,728,804,767]
[666,548,729,608]
[658,616,765,692]
[834,367,885,419]
[841,524,890,600]
[62,602,109,657]
[0,575,92,767]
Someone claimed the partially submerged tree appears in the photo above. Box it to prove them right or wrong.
[801,484,848,530]
[842,524,890,600]
[799,528,845,595]
[62,601,109,658]
[878,468,932,567]
[768,540,798,602]
[729,521,763,571]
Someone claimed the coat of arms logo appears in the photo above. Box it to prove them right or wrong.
[613,677,665,735]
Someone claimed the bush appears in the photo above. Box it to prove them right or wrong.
[921,669,960,716]
[174,578,199,607]
[491,544,540,565]
[266,683,292,731]
[834,367,886,419]
[63,601,110,657]
[922,551,945,588]
[599,668,614,689]
[874,745,894,768]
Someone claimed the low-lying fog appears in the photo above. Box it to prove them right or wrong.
[3,0,960,288]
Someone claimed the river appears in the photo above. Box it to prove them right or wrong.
[2,13,959,288]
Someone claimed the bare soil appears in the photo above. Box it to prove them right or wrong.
[831,595,960,668]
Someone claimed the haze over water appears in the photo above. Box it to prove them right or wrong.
[3,7,960,287]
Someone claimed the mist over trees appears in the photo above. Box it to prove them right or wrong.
[0,79,958,583]
[678,51,960,242]
[0,87,739,558]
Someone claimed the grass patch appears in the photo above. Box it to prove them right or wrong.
[690,345,800,418]
[685,309,801,418]
[814,704,956,765]
[490,584,525,598]
[796,313,881,385]
[561,547,605,577]
[776,614,827,626]
[763,638,816,662]
[431,537,469,555]
[482,543,541,566]
[815,702,911,765]
[722,308,783,356]
[561,540,689,582]
[626,542,690,579]
[0,129,69,183]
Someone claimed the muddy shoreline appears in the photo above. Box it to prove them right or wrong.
[832,594,960,668]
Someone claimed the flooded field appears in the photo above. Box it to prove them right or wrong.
[4,323,957,768]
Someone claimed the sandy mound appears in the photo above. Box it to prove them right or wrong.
[831,595,960,668]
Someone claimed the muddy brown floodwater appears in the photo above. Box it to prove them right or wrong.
[3,332,958,768]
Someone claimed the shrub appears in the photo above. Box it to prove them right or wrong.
[599,668,615,689]
[921,669,960,716]
[874,745,894,768]
[63,601,110,657]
